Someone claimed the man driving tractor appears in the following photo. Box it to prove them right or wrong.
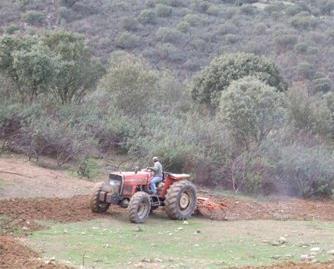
[147,156,163,194]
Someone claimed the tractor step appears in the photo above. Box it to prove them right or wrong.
[150,195,161,207]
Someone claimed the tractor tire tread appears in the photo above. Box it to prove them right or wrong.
[90,182,110,213]
[128,191,151,223]
[165,180,197,220]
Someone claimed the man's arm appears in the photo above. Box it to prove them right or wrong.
[147,163,159,172]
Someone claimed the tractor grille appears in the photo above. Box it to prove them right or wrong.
[108,174,123,194]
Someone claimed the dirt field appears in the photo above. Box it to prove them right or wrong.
[1,155,334,268]
[0,156,94,199]
[0,236,73,269]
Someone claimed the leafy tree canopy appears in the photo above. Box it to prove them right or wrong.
[0,31,103,103]
[191,53,287,110]
[218,76,286,150]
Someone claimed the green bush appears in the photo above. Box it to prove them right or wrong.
[218,22,238,35]
[191,53,287,110]
[156,27,184,44]
[121,17,139,31]
[313,78,332,93]
[218,76,286,149]
[294,42,308,53]
[116,32,140,49]
[297,62,315,80]
[138,9,157,24]
[97,53,159,116]
[183,14,203,26]
[6,24,20,34]
[274,34,298,49]
[156,4,172,17]
[206,5,221,16]
[290,14,318,30]
[287,88,332,137]
[22,10,45,26]
[176,21,190,33]
[266,140,334,197]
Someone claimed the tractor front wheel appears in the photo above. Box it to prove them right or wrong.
[128,191,151,223]
[165,180,197,220]
[90,183,110,213]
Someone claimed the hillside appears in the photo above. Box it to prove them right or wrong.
[1,0,334,92]
[0,0,333,197]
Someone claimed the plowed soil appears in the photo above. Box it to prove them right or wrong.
[240,262,334,269]
[1,156,334,269]
[0,236,73,269]
[0,156,94,199]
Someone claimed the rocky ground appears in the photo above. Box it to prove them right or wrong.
[0,155,334,268]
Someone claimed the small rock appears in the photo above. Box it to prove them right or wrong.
[168,232,173,236]
[271,255,281,260]
[141,258,151,263]
[46,257,56,265]
[327,250,334,255]
[310,247,321,253]
[183,221,189,225]
[22,226,29,231]
[194,244,199,247]
[177,227,184,231]
[270,241,281,246]
[134,226,143,232]
[279,237,287,244]
[154,258,163,263]
[300,254,312,261]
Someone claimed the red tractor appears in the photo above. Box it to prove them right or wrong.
[90,169,197,223]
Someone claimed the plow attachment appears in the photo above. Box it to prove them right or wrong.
[196,197,227,220]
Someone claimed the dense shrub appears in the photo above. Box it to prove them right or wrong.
[313,78,332,93]
[218,77,286,150]
[98,53,159,116]
[156,27,184,44]
[262,136,334,197]
[191,53,287,110]
[156,4,172,17]
[287,88,332,137]
[297,62,315,80]
[116,32,140,49]
[138,9,157,24]
[0,31,104,104]
[22,10,45,26]
[290,14,318,30]
[121,17,139,31]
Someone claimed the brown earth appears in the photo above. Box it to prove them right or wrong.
[0,236,73,269]
[240,262,334,269]
[0,156,94,199]
[0,155,334,268]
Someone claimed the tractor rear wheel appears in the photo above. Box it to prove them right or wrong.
[128,191,151,223]
[165,180,197,220]
[90,183,110,213]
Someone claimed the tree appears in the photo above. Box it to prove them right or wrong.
[0,31,103,104]
[98,52,159,116]
[43,31,104,104]
[218,76,286,150]
[0,35,49,101]
[191,53,287,110]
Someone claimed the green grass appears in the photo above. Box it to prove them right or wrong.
[0,177,6,190]
[27,215,334,269]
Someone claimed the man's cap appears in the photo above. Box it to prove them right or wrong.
[153,156,159,162]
